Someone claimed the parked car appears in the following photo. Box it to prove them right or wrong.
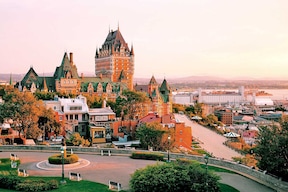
[51,136,64,142]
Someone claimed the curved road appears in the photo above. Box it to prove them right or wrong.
[175,114,241,160]
[0,151,275,192]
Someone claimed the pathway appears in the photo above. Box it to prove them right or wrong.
[175,114,241,160]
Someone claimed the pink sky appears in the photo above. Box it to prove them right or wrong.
[1,0,288,79]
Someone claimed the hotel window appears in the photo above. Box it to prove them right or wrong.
[75,114,78,120]
[70,114,73,120]
[180,130,183,135]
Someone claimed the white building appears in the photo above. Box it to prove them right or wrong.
[172,92,195,105]
[44,95,89,136]
[198,86,245,105]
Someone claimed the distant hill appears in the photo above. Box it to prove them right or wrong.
[1,73,288,89]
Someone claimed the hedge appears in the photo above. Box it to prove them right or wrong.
[130,152,164,161]
[48,154,79,164]
[15,179,58,192]
[0,175,59,191]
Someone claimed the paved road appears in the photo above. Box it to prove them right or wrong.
[175,114,242,160]
[0,151,275,192]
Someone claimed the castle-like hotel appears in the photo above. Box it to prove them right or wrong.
[17,27,172,117]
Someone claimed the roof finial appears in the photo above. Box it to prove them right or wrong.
[118,21,119,31]
[109,25,110,33]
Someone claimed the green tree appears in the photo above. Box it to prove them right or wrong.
[136,123,166,151]
[255,118,288,179]
[172,103,186,113]
[205,114,219,126]
[194,103,203,117]
[185,106,195,114]
[34,91,56,100]
[109,90,149,119]
[130,161,220,192]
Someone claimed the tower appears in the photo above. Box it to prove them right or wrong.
[95,27,134,90]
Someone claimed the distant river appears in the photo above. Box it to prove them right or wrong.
[260,89,288,100]
[198,89,288,100]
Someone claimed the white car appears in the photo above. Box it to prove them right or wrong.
[51,136,64,142]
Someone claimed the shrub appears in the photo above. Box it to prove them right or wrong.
[130,162,220,192]
[176,158,200,166]
[48,154,79,164]
[130,152,164,161]
[0,175,21,189]
[15,179,59,191]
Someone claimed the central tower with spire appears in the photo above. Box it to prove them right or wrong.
[95,26,134,90]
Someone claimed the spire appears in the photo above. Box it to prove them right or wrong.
[149,75,157,85]
[43,76,48,92]
[117,21,120,31]
[130,43,134,56]
[160,78,169,92]
[9,73,12,85]
[95,47,99,58]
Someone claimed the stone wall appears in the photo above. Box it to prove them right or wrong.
[1,145,287,192]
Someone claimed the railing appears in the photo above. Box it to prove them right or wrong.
[0,145,287,192]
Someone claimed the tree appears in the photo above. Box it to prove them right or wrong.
[194,103,203,117]
[205,114,219,126]
[0,87,43,139]
[136,122,167,151]
[255,118,288,180]
[68,132,90,146]
[172,103,186,113]
[130,160,220,192]
[81,93,102,108]
[38,108,63,137]
[34,91,56,100]
[109,90,149,119]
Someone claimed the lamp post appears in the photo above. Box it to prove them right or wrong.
[204,155,209,192]
[60,146,66,184]
[167,135,171,162]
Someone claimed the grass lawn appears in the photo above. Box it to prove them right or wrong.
[200,164,236,174]
[219,183,240,192]
[1,157,238,192]
[0,176,127,192]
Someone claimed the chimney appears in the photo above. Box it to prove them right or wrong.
[81,73,83,79]
[70,52,73,64]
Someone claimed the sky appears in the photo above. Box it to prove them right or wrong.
[1,0,288,80]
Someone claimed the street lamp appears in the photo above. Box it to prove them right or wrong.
[60,146,66,184]
[204,155,209,192]
[167,135,171,162]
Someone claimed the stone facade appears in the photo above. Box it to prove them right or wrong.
[95,27,134,90]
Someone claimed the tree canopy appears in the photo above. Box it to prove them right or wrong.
[136,122,170,151]
[255,117,288,180]
[108,90,149,119]
[130,160,220,192]
[0,87,60,139]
